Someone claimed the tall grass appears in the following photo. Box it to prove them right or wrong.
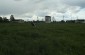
[0,23,85,55]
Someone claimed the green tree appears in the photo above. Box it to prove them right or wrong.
[0,17,3,22]
[10,15,15,21]
[3,17,9,22]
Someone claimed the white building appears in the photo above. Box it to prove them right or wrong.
[75,19,85,23]
[14,19,24,23]
[45,16,51,23]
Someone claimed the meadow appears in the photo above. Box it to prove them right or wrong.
[0,23,85,55]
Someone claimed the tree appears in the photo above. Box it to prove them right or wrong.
[3,17,9,22]
[10,15,15,21]
[61,20,65,23]
[0,17,3,22]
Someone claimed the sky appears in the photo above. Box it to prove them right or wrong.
[0,0,85,21]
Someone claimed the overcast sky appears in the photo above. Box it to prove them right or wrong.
[0,0,85,21]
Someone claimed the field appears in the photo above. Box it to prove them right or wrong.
[0,23,85,55]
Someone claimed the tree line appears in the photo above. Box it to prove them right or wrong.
[0,15,15,23]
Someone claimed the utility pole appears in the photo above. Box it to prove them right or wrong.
[77,16,78,20]
[70,14,73,20]
[37,16,39,21]
[63,15,65,21]
[52,16,56,22]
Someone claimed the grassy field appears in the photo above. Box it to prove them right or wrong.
[0,23,85,55]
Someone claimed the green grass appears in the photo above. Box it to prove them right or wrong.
[0,23,85,55]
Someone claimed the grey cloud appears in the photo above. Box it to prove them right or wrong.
[14,0,22,1]
[63,0,85,7]
[0,0,85,19]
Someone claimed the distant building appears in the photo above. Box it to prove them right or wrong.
[45,16,51,23]
[66,20,76,23]
[11,19,24,23]
[14,19,24,23]
[66,19,85,23]
[75,19,85,23]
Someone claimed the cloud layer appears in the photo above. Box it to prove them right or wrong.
[0,0,85,20]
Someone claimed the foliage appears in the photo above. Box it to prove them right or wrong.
[3,17,9,22]
[10,15,15,21]
[0,17,9,23]
[0,17,3,22]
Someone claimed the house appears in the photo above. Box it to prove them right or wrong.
[75,19,85,23]
[45,16,51,23]
[66,20,76,23]
[15,19,24,23]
